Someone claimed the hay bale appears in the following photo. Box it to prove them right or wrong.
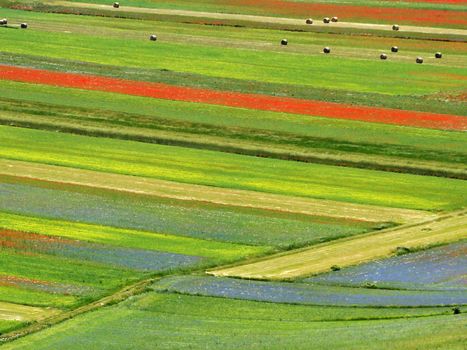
[149,34,157,41]
[323,47,331,54]
[20,23,28,29]
[331,16,338,22]
[416,57,424,64]
[323,17,330,24]
[113,2,120,8]
[392,24,399,31]
[305,18,313,25]
[0,18,7,25]
[281,39,288,46]
[435,52,442,59]
[391,46,398,53]
[380,53,388,60]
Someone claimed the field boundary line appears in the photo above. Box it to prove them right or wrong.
[0,277,158,344]
[208,209,467,279]
[0,158,435,224]
[45,1,467,37]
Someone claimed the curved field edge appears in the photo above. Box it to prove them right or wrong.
[1,292,465,350]
[153,275,467,307]
[209,210,467,279]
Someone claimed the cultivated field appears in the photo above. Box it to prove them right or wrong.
[0,0,465,348]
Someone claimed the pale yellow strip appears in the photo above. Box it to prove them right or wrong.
[209,210,467,280]
[0,158,434,223]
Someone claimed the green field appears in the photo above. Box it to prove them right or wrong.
[2,293,465,350]
[0,0,465,347]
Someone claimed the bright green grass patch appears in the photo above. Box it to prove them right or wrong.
[0,24,464,95]
[0,286,77,309]
[2,292,465,350]
[0,248,139,291]
[0,212,269,260]
[0,320,25,335]
[1,126,466,210]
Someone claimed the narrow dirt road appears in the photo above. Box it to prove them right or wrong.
[48,1,467,37]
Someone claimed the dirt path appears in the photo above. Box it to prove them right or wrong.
[209,209,467,280]
[0,277,156,344]
[0,158,434,224]
[47,1,467,37]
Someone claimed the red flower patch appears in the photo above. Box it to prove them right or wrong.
[0,65,465,131]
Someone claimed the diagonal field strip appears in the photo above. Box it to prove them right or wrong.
[208,209,467,280]
[46,1,467,37]
[0,65,465,131]
[0,302,59,322]
[0,159,435,224]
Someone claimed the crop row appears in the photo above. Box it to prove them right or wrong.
[2,125,466,211]
[154,275,467,307]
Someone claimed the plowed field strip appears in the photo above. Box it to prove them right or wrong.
[0,65,465,130]
[0,159,434,223]
[209,210,467,279]
[47,1,467,36]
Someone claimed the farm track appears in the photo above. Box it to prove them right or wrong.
[1,65,465,131]
[209,209,467,279]
[46,1,467,37]
[0,159,434,223]
[0,277,157,344]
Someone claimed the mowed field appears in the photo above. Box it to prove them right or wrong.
[0,0,466,348]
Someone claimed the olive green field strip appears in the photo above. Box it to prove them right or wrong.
[0,159,434,224]
[1,82,467,180]
[4,14,467,66]
[209,209,467,280]
[2,126,467,211]
[40,1,467,37]
[0,302,59,322]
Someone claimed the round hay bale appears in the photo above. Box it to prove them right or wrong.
[20,23,28,29]
[392,24,400,31]
[281,39,288,46]
[323,47,331,54]
[113,2,120,8]
[323,17,330,24]
[331,16,338,22]
[416,57,424,64]
[435,52,442,59]
[391,46,398,53]
[380,53,388,60]
[149,34,157,41]
[0,18,7,25]
[305,18,313,25]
